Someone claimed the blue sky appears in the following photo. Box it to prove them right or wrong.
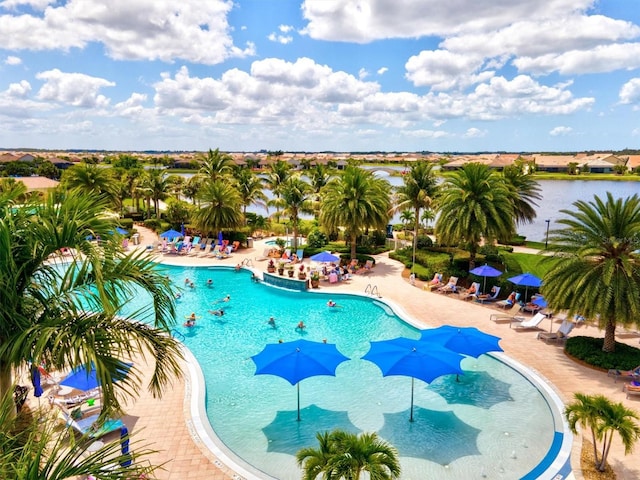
[1,0,640,153]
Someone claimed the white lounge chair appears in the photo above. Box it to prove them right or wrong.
[462,282,481,301]
[537,319,575,343]
[58,406,124,439]
[496,292,520,309]
[476,286,501,303]
[510,312,546,330]
[437,276,458,294]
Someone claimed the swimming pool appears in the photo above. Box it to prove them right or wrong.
[125,265,570,479]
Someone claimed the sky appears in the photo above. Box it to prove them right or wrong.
[1,0,640,153]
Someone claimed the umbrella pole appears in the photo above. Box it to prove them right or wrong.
[297,383,301,422]
[409,377,415,423]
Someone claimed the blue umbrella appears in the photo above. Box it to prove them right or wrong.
[310,251,340,263]
[251,339,350,421]
[533,296,547,308]
[30,365,43,398]
[218,231,224,246]
[507,272,543,302]
[420,326,503,359]
[181,223,185,236]
[160,229,182,241]
[115,227,128,235]
[119,425,132,467]
[59,362,132,392]
[362,337,464,421]
[469,264,502,294]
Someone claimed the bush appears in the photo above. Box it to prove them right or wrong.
[416,235,433,248]
[565,336,640,370]
[119,218,134,230]
[370,229,387,246]
[143,218,163,232]
[307,228,328,248]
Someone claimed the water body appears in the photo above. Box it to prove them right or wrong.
[174,172,640,242]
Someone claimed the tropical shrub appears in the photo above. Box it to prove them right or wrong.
[416,235,433,248]
[565,337,640,370]
[307,228,328,248]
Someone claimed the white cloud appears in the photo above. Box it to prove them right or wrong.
[4,55,21,65]
[619,78,640,107]
[402,128,449,139]
[35,69,114,108]
[632,128,640,137]
[405,49,494,90]
[0,0,54,9]
[464,127,486,138]
[550,126,573,136]
[279,24,294,33]
[377,67,388,75]
[268,32,293,44]
[0,0,253,64]
[358,68,368,80]
[6,79,31,97]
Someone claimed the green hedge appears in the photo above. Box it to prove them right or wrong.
[565,336,640,370]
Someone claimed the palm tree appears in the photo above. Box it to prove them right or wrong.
[394,161,439,273]
[142,169,169,219]
[0,391,158,479]
[278,175,313,249]
[0,189,182,418]
[233,167,267,217]
[502,165,542,226]
[263,159,292,223]
[320,166,391,260]
[542,193,640,352]
[184,175,203,205]
[435,163,515,269]
[297,429,401,480]
[198,148,235,181]
[565,393,640,472]
[192,179,243,235]
[61,163,116,204]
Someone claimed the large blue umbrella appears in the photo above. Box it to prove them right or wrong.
[362,337,464,422]
[59,362,133,392]
[218,231,224,246]
[469,264,502,294]
[160,229,182,241]
[310,251,340,263]
[420,326,503,359]
[251,339,350,421]
[507,272,542,302]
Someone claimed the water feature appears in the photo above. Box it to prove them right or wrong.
[121,265,568,480]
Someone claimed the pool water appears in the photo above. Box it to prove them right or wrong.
[125,265,558,480]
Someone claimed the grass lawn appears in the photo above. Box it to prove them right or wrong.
[503,252,557,278]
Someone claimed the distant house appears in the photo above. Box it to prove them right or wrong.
[48,157,74,170]
[15,176,60,192]
[532,155,576,173]
[578,153,627,173]
[0,153,19,163]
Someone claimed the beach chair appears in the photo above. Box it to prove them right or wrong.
[296,249,304,261]
[608,365,640,383]
[623,381,640,399]
[210,245,222,258]
[437,276,458,294]
[537,319,575,343]
[187,236,201,255]
[424,273,443,291]
[476,286,501,303]
[198,243,212,257]
[510,312,546,330]
[496,292,519,309]
[58,406,125,440]
[256,248,271,261]
[356,260,374,274]
[462,282,481,301]
[158,239,168,253]
[231,241,240,252]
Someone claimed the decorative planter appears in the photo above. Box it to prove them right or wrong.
[267,267,275,273]
[298,273,307,280]
[287,270,294,278]
[278,268,284,276]
[311,279,320,288]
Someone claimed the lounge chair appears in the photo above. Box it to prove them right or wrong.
[423,273,443,291]
[462,282,481,301]
[510,312,546,330]
[296,249,304,262]
[437,276,458,294]
[608,365,640,383]
[186,236,201,255]
[537,319,575,343]
[476,286,501,303]
[496,292,520,309]
[58,406,125,439]
[255,248,271,261]
[231,241,241,252]
[356,260,374,274]
[623,381,640,399]
[489,303,524,323]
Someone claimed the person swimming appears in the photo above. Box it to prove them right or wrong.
[208,309,224,316]
[184,312,198,327]
[296,321,306,331]
[327,300,337,307]
[267,317,276,328]
[206,279,213,287]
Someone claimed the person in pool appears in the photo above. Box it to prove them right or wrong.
[208,309,224,316]
[267,317,276,328]
[296,321,306,331]
[206,279,213,287]
[184,312,198,327]
[327,299,337,307]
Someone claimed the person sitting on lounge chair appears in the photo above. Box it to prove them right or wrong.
[437,276,458,294]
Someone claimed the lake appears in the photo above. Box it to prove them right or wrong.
[174,171,640,242]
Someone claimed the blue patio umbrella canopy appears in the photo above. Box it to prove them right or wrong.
[115,227,128,235]
[251,339,350,421]
[420,326,503,359]
[30,365,44,398]
[533,296,547,308]
[507,272,543,301]
[362,337,464,422]
[159,229,183,240]
[469,264,502,294]
[310,251,340,263]
[59,362,133,392]
[218,231,224,245]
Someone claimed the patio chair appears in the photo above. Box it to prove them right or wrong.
[489,303,524,323]
[608,365,640,383]
[255,248,271,261]
[476,286,501,303]
[437,276,458,294]
[623,381,640,399]
[186,236,201,255]
[58,406,125,440]
[296,249,304,262]
[510,312,546,330]
[356,260,374,274]
[423,273,443,291]
[537,319,575,344]
[496,292,519,309]
[462,282,481,301]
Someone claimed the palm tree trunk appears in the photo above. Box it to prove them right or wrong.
[602,320,617,352]
[350,234,357,260]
